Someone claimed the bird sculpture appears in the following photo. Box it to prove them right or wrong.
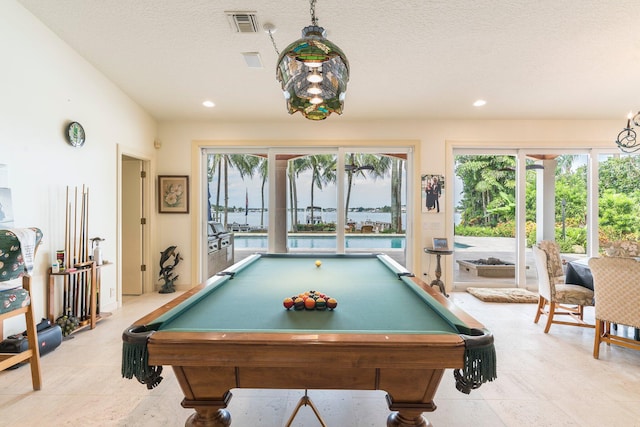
[158,245,182,293]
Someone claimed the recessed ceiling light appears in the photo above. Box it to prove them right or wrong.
[202,100,215,108]
[473,99,487,107]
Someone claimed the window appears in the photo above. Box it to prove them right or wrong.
[203,146,411,277]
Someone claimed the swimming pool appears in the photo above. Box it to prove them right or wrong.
[234,234,406,249]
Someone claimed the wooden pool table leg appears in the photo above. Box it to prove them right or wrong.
[181,391,232,427]
[387,412,431,427]
[385,395,434,427]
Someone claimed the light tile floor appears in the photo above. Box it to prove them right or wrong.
[1,291,639,427]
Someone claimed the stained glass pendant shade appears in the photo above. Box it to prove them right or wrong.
[276,25,349,120]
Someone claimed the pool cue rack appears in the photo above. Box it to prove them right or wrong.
[47,262,102,333]
[46,185,107,334]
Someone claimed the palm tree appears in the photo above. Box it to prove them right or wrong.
[556,154,579,175]
[455,155,516,226]
[345,153,403,232]
[344,153,359,222]
[344,153,380,222]
[288,158,306,231]
[206,154,223,222]
[390,157,404,232]
[300,154,336,225]
[207,154,260,227]
[257,157,268,228]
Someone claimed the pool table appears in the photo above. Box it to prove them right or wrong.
[122,253,495,427]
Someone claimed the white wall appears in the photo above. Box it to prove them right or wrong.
[1,1,157,336]
[157,118,621,287]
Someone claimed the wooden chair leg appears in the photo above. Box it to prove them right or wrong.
[544,302,555,333]
[534,297,545,324]
[593,319,603,359]
[23,277,42,390]
[25,308,42,390]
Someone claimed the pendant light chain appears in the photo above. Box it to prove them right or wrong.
[267,28,280,56]
[267,0,317,59]
[310,0,318,26]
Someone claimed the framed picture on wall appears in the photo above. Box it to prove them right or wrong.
[421,174,445,213]
[0,187,14,227]
[158,175,189,213]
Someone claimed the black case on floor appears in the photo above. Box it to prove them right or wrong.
[0,318,62,364]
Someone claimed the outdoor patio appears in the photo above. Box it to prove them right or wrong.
[233,236,588,291]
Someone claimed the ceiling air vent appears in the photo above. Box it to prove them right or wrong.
[226,12,260,33]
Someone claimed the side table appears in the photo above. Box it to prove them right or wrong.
[424,248,454,297]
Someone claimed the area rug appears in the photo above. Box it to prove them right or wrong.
[466,287,539,303]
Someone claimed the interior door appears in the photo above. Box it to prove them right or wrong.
[122,157,144,295]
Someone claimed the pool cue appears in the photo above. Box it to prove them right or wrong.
[84,187,91,319]
[79,186,86,319]
[73,187,78,265]
[84,188,90,319]
[63,187,69,315]
[82,187,88,319]
[67,200,72,315]
[90,188,100,318]
[73,186,79,318]
[68,200,73,314]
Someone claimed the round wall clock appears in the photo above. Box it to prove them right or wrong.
[66,121,85,147]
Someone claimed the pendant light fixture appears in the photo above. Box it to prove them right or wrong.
[268,0,349,120]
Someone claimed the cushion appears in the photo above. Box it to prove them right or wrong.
[0,228,43,283]
[555,284,594,306]
[0,288,30,315]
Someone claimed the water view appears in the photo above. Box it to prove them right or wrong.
[234,234,406,249]
[217,211,407,230]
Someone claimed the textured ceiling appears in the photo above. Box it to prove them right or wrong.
[17,0,640,122]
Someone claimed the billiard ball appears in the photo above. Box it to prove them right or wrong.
[294,297,305,310]
[315,297,326,310]
[315,260,322,267]
[304,298,317,310]
[326,298,338,310]
[283,297,294,309]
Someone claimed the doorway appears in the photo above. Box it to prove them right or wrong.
[121,155,146,295]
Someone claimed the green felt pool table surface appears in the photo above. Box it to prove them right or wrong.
[153,253,469,335]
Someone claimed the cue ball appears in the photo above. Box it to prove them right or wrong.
[315,260,322,267]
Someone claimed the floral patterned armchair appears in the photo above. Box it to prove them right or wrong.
[0,227,43,390]
[532,241,594,333]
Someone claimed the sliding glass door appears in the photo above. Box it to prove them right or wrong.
[452,149,597,290]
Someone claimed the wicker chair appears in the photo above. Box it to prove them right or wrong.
[532,241,594,333]
[0,228,43,390]
[589,257,640,358]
